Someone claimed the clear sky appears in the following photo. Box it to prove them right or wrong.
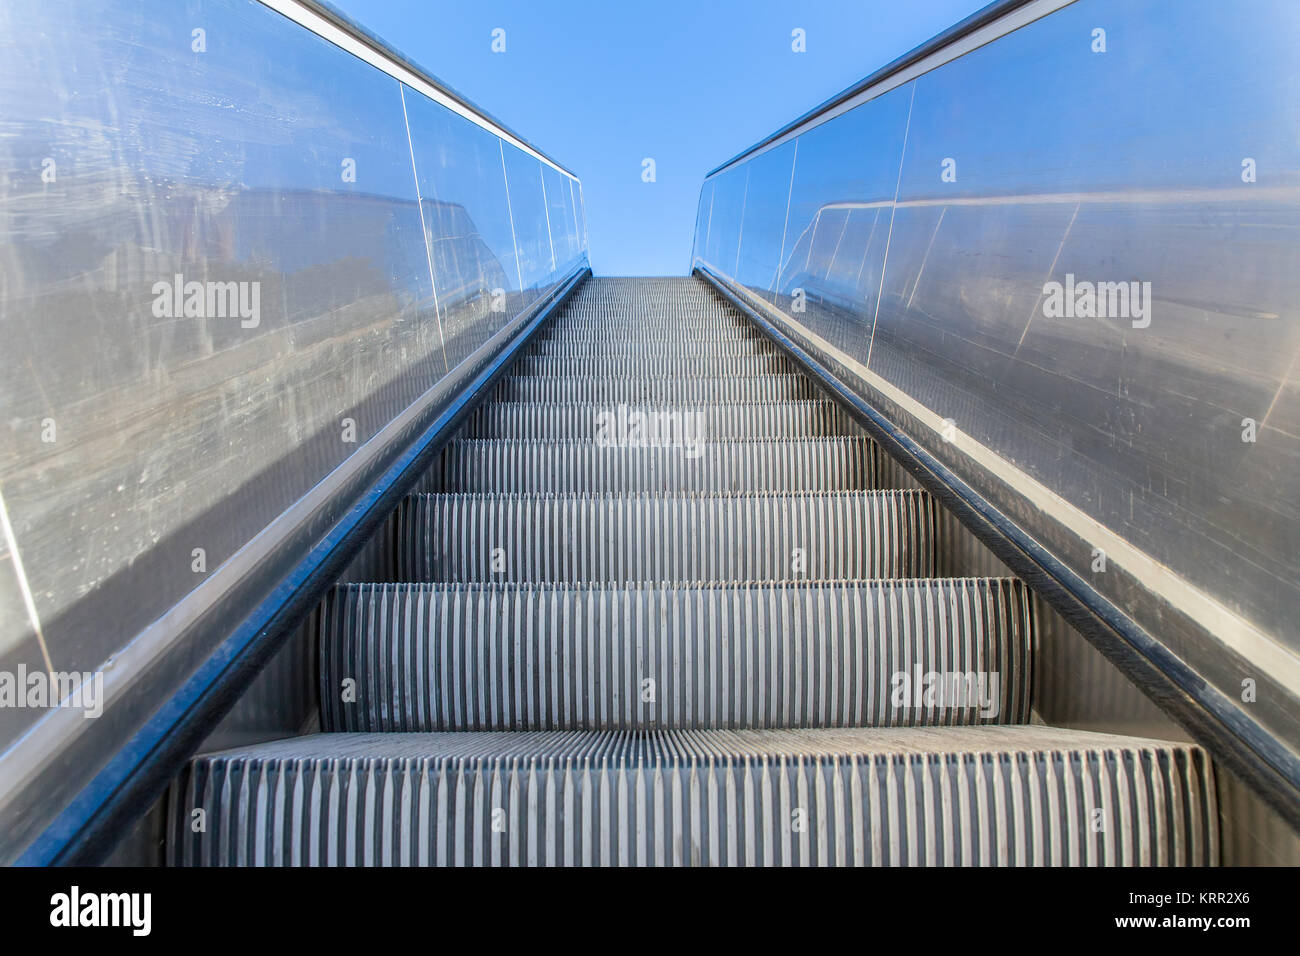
[328,0,991,275]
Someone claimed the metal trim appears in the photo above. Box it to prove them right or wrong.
[694,263,1300,831]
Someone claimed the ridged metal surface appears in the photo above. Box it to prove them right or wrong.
[547,305,743,322]
[461,401,859,440]
[177,275,1223,866]
[552,312,740,326]
[494,374,817,404]
[171,726,1217,866]
[429,438,879,493]
[317,580,1033,731]
[392,491,936,582]
[559,279,731,311]
[514,353,794,378]
[538,322,761,343]
[525,337,772,358]
[204,619,320,749]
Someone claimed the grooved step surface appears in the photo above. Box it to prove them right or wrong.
[526,338,774,358]
[177,275,1219,868]
[461,402,859,440]
[171,727,1218,867]
[429,438,879,493]
[392,491,937,583]
[514,353,795,377]
[495,374,816,404]
[317,580,1034,732]
[537,324,763,343]
[546,311,747,326]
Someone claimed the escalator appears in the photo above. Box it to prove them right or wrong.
[168,277,1217,866]
[4,0,1297,877]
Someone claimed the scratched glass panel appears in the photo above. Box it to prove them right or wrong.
[691,0,1300,752]
[0,0,580,761]
[571,176,588,268]
[570,178,588,258]
[502,146,552,306]
[0,0,424,712]
[734,140,795,304]
[773,85,912,359]
[555,166,577,277]
[701,165,747,276]
[692,179,714,270]
[543,164,577,279]
[568,175,586,272]
[574,177,588,267]
[872,0,1300,648]
[402,86,520,371]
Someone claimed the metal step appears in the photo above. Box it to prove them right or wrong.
[172,275,1219,867]
[551,317,744,332]
[392,490,937,583]
[316,579,1034,732]
[494,374,817,404]
[170,726,1217,866]
[513,353,795,378]
[428,438,879,493]
[525,337,776,358]
[549,304,743,320]
[538,323,763,343]
[546,319,748,335]
[460,402,860,440]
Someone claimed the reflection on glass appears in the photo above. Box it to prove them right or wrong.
[403,86,518,368]
[693,180,714,269]
[702,165,747,277]
[734,140,795,304]
[502,144,553,305]
[692,0,1300,751]
[544,163,578,278]
[0,0,586,762]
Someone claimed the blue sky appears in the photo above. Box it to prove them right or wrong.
[328,0,991,275]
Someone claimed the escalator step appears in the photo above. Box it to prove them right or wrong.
[549,309,744,325]
[316,579,1033,732]
[527,336,774,358]
[392,490,936,583]
[170,726,1217,866]
[494,374,816,404]
[461,401,860,440]
[513,353,795,378]
[538,324,763,344]
[428,438,879,493]
[170,275,1224,869]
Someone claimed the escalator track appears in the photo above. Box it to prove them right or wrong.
[168,277,1217,866]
